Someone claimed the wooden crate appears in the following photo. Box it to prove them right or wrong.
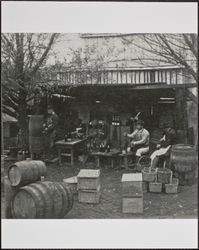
[121,173,143,195]
[78,186,101,204]
[77,169,100,190]
[122,195,143,214]
[63,176,78,194]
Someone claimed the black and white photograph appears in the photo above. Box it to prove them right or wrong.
[1,1,198,249]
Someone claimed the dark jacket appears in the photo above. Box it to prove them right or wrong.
[160,128,176,148]
[45,112,59,134]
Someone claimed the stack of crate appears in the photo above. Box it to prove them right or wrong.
[121,173,143,214]
[77,169,101,204]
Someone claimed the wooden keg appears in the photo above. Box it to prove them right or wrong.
[11,181,74,219]
[4,176,18,218]
[29,115,44,137]
[29,115,44,154]
[170,144,197,185]
[170,144,197,173]
[29,136,44,154]
[8,160,47,187]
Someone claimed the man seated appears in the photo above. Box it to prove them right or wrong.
[150,122,176,169]
[124,119,150,162]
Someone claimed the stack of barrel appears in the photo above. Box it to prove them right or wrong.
[170,144,197,186]
[5,160,73,218]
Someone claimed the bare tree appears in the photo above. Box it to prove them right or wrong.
[1,33,59,149]
[121,34,197,82]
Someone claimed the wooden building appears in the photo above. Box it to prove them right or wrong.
[2,113,18,148]
[49,65,197,149]
[44,34,198,148]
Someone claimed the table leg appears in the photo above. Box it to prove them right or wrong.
[124,156,128,169]
[95,156,100,168]
[111,158,114,168]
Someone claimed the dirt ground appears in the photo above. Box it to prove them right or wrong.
[1,157,198,219]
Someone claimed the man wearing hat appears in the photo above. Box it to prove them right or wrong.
[150,122,176,169]
[124,119,150,162]
[43,105,59,159]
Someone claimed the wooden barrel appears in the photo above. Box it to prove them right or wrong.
[8,160,47,187]
[11,181,73,219]
[29,115,44,137]
[4,176,18,218]
[29,136,44,154]
[170,144,197,173]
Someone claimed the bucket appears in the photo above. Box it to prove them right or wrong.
[149,182,162,193]
[157,168,172,184]
[137,155,151,172]
[165,178,179,194]
[142,167,156,182]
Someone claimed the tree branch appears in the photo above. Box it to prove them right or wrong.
[31,33,58,75]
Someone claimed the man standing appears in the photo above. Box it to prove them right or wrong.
[124,120,150,162]
[43,105,59,159]
[150,122,176,169]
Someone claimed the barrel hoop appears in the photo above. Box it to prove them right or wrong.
[29,182,52,219]
[53,182,68,218]
[61,183,74,211]
[39,181,57,217]
[55,183,70,217]
[18,185,44,218]
[11,188,36,218]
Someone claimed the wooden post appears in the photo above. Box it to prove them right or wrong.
[175,88,188,143]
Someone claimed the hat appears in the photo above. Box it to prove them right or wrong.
[135,119,144,125]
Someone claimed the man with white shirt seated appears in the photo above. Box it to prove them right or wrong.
[150,122,177,169]
[124,119,150,163]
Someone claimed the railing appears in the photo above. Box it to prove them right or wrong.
[46,66,187,85]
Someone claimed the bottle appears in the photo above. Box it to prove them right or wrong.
[22,151,25,160]
[106,144,110,153]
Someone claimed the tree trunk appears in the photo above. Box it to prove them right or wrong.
[18,89,29,151]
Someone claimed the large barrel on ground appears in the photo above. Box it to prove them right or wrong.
[11,181,73,219]
[8,160,47,187]
[29,115,44,154]
[170,144,197,185]
[170,144,197,173]
[4,176,18,218]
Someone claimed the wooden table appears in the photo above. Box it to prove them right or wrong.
[91,149,120,168]
[55,138,88,166]
[118,152,135,169]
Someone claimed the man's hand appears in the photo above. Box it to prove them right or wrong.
[156,144,161,149]
[130,141,135,147]
[124,132,127,137]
